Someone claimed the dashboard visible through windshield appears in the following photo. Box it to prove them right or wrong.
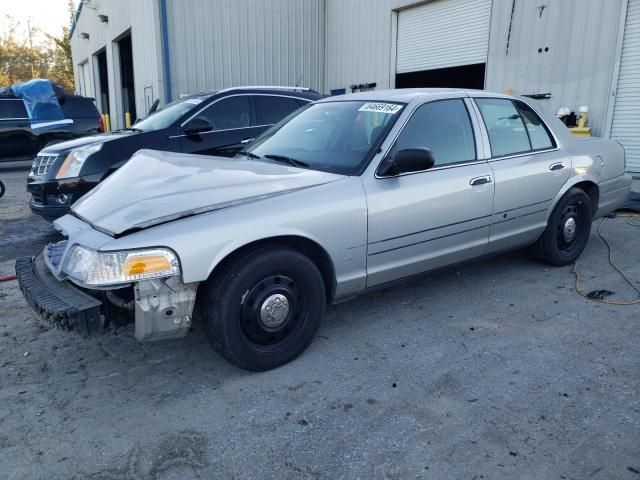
[242,101,405,175]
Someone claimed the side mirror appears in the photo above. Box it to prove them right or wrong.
[184,118,212,136]
[379,147,435,176]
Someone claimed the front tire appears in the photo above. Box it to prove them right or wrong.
[200,247,326,371]
[531,188,593,266]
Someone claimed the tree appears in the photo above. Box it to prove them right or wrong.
[46,27,74,92]
[0,15,74,92]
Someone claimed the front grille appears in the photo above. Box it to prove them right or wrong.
[29,155,59,177]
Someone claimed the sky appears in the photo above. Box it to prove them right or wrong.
[0,0,71,44]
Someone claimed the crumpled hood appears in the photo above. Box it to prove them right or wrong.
[71,149,344,236]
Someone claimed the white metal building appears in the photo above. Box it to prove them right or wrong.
[71,0,640,171]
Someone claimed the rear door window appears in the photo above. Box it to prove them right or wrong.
[60,97,99,118]
[393,99,476,167]
[475,98,531,157]
[514,100,555,150]
[0,99,28,119]
[254,95,306,125]
[195,95,251,131]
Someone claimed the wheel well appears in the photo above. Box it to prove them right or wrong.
[207,236,337,301]
[572,181,599,217]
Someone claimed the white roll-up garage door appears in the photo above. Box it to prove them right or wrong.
[610,0,640,172]
[396,0,492,75]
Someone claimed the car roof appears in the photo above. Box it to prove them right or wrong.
[188,86,323,101]
[317,88,512,103]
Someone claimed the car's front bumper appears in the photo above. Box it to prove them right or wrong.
[17,244,199,342]
[15,251,104,335]
[27,176,100,220]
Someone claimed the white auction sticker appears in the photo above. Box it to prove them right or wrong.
[358,103,403,114]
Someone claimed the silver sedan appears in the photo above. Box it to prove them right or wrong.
[17,89,632,371]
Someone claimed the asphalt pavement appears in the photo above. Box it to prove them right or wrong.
[1,166,639,480]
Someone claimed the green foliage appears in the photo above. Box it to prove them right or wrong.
[0,15,74,92]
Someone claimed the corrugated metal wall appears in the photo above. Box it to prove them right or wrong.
[325,0,394,93]
[70,0,164,130]
[610,0,640,172]
[484,0,623,137]
[165,0,325,97]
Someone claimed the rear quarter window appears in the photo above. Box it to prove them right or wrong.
[0,99,28,119]
[514,100,556,150]
[475,98,531,157]
[60,97,99,118]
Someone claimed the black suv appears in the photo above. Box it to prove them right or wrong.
[27,87,323,220]
[1,95,102,161]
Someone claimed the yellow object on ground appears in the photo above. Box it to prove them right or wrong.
[125,112,131,128]
[569,127,591,137]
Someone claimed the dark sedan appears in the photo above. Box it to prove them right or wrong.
[27,86,322,220]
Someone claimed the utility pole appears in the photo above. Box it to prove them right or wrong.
[27,18,35,78]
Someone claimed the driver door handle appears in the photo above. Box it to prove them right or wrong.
[241,137,255,145]
[469,176,492,186]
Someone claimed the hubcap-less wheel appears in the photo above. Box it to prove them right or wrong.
[530,188,592,266]
[201,246,326,371]
[557,204,581,251]
[240,275,305,348]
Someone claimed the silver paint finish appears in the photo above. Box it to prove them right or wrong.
[71,149,344,236]
[53,89,632,306]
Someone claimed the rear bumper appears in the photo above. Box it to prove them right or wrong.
[15,252,104,336]
[595,173,633,218]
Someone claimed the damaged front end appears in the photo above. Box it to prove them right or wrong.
[15,216,198,341]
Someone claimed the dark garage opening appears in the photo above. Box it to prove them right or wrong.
[396,63,486,89]
[96,49,110,115]
[118,33,136,124]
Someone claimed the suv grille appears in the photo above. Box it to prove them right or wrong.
[30,155,59,177]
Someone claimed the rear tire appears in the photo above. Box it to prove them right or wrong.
[531,188,592,266]
[199,246,326,371]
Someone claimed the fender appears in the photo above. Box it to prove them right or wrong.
[546,171,599,221]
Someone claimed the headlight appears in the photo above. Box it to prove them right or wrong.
[64,246,180,286]
[56,143,102,179]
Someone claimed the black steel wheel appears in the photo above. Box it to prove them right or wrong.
[199,246,326,371]
[531,187,593,266]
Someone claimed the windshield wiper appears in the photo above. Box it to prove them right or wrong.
[264,154,309,168]
[121,127,143,133]
[241,151,261,160]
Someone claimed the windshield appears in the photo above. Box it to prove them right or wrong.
[243,101,404,175]
[133,97,204,132]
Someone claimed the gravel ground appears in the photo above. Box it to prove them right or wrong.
[1,167,639,480]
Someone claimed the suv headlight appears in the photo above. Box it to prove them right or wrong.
[56,143,102,179]
[64,246,180,287]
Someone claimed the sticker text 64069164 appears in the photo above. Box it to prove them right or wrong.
[358,103,403,114]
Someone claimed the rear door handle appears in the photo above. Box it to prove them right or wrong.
[549,162,565,171]
[470,176,492,186]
